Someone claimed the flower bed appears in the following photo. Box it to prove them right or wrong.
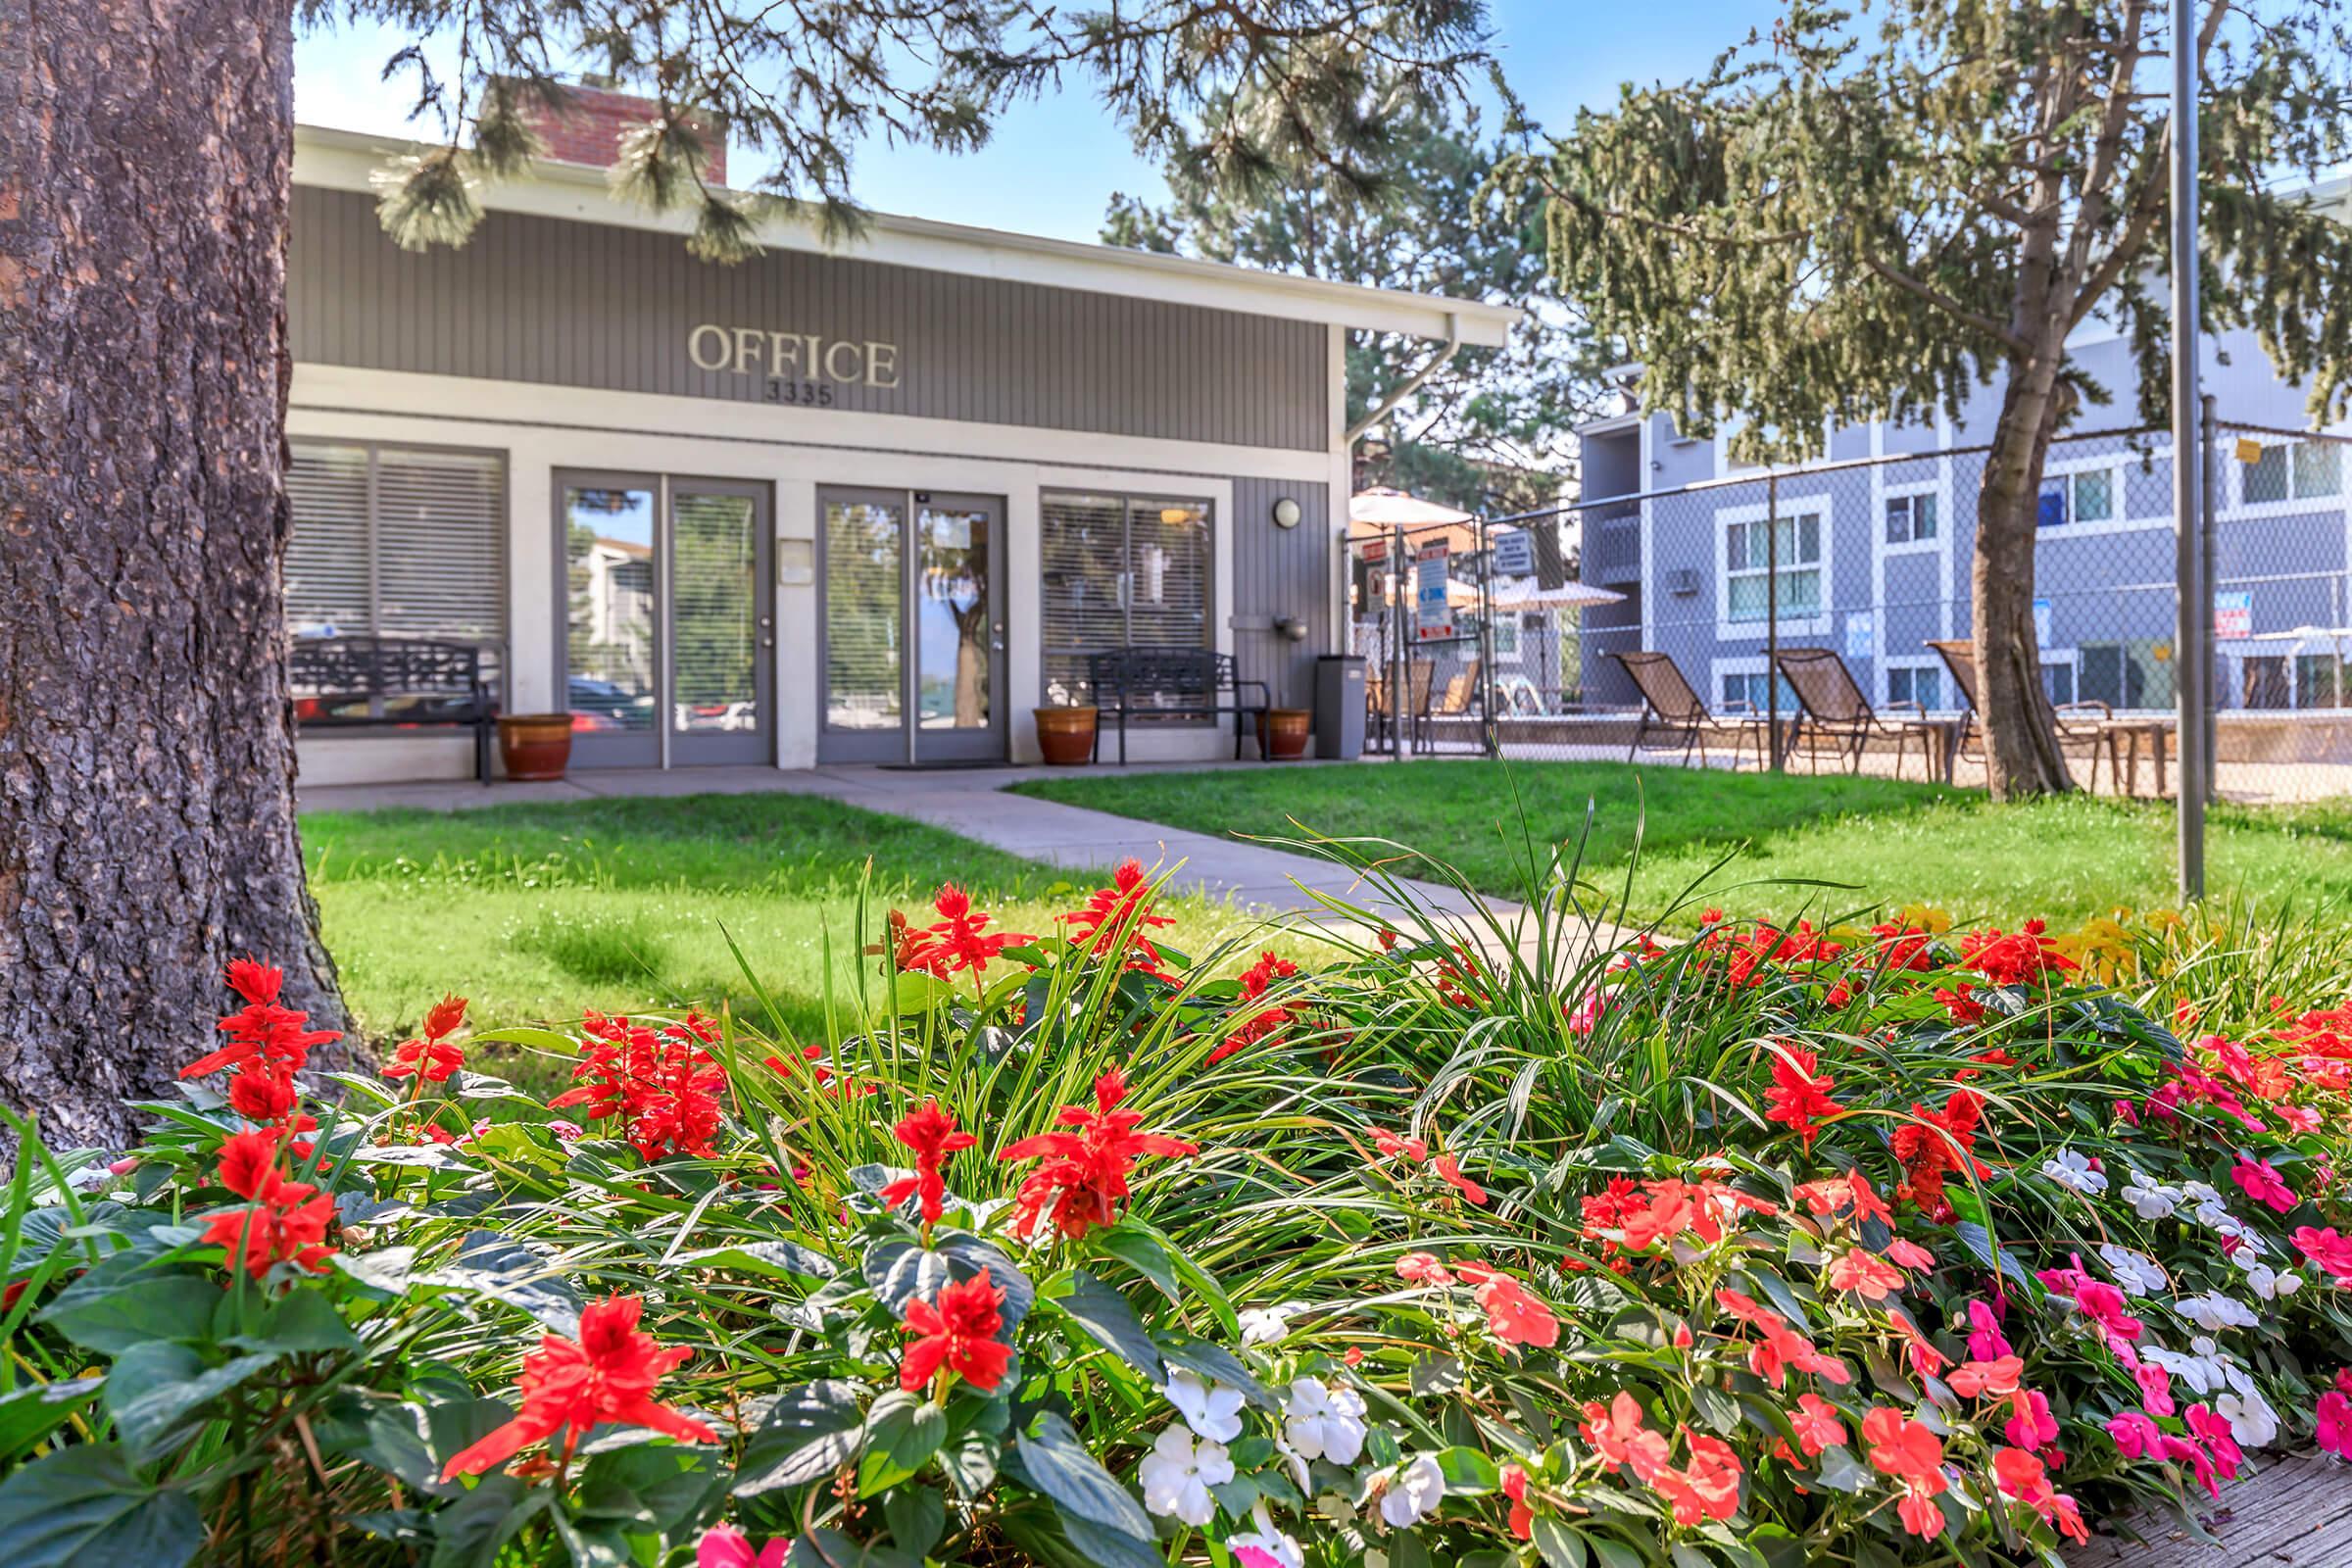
[4,858,2352,1568]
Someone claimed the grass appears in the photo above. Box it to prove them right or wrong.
[1008,760,2352,925]
[301,792,1258,1052]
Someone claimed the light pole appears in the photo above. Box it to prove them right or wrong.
[2171,0,2207,902]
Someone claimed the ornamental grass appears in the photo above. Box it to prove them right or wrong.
[6,838,2352,1568]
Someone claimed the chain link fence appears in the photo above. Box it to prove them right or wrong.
[1348,414,2352,805]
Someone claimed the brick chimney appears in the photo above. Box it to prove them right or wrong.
[520,76,725,185]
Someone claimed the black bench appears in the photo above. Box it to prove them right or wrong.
[1085,646,1272,764]
[288,636,500,782]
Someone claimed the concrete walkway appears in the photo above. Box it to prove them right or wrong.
[296,761,1518,928]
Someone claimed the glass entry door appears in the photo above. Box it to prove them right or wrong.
[559,471,774,768]
[818,488,1006,764]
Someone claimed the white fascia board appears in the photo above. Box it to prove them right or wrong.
[293,124,1519,348]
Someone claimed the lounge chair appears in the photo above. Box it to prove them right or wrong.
[1418,659,1485,755]
[1371,659,1434,752]
[1608,650,1764,768]
[1772,647,1943,779]
[1926,638,2110,787]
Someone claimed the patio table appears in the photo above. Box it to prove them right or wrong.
[2100,717,2174,798]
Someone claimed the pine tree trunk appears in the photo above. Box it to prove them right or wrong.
[1973,359,2078,800]
[0,0,346,1150]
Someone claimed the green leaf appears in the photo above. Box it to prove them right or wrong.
[1094,1221,1181,1303]
[572,1446,713,1533]
[1047,1271,1162,1383]
[0,1445,204,1568]
[1689,1380,1741,1437]
[469,1026,582,1053]
[1058,1511,1163,1568]
[1811,1444,1869,1493]
[1013,1410,1152,1541]
[862,1241,952,1316]
[882,1487,946,1556]
[418,1232,582,1334]
[38,1269,220,1354]
[859,1390,946,1495]
[681,1241,838,1282]
[1586,1535,1650,1568]
[1533,1517,1589,1568]
[935,1235,1034,1329]
[106,1344,278,1464]
[735,1381,866,1496]
[0,1379,102,1467]
[1435,1446,1501,1495]
[429,1476,548,1568]
[225,1288,363,1353]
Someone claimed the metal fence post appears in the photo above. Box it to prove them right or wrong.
[1766,471,1784,772]
[2201,394,2219,797]
[1478,515,1498,758]
[1393,522,1407,760]
[2171,0,2206,902]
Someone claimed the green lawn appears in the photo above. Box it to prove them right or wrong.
[303,793,1256,1050]
[1009,760,2352,925]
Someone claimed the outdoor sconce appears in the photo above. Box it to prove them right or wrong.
[1274,615,1309,642]
[1270,496,1302,529]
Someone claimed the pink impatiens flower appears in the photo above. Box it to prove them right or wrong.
[2319,1391,2352,1459]
[1966,1298,2014,1361]
[2231,1156,2297,1213]
[2106,1409,2163,1460]
[699,1527,789,1568]
[2071,1280,2144,1344]
[2294,1225,2352,1281]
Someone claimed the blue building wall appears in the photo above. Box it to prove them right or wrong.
[1578,326,2352,718]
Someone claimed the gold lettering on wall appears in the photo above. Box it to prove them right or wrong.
[687,323,904,389]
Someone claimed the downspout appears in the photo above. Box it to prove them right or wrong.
[1345,312,1462,447]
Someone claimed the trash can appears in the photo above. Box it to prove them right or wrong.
[1314,655,1367,760]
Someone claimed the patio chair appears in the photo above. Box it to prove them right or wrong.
[1772,647,1942,779]
[1607,650,1764,768]
[1926,639,2109,787]
[1372,660,1434,752]
[1417,660,1484,756]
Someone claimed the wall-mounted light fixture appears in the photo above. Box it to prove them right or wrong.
[1270,496,1302,529]
[1273,615,1309,643]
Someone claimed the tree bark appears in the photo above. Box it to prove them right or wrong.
[1973,353,2079,799]
[0,0,345,1150]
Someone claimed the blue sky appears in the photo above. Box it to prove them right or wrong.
[293,2,1779,244]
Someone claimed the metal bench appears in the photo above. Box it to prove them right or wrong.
[1084,646,1271,764]
[288,636,500,782]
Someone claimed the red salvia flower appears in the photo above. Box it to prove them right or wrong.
[440,1296,715,1478]
[880,1099,977,1225]
[1763,1044,1843,1150]
[998,1065,1198,1241]
[183,957,342,1082]
[912,885,1033,981]
[1958,920,2076,987]
[1062,859,1174,972]
[899,1268,1011,1394]
[549,1012,727,1161]
[1207,951,1301,1063]
[200,1128,334,1280]
[385,995,469,1084]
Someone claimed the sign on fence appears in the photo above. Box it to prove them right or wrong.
[1844,612,1874,661]
[1416,542,1452,641]
[2215,590,2252,640]
[2034,598,2053,648]
[1492,527,1535,577]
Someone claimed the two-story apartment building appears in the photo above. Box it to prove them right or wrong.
[1577,203,2352,750]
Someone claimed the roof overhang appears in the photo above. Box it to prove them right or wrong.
[292,123,1519,348]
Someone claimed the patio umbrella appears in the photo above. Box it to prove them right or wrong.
[1349,487,1475,528]
[1488,580,1626,610]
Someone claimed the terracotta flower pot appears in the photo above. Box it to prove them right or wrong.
[497,713,573,781]
[1033,706,1099,766]
[1258,708,1311,760]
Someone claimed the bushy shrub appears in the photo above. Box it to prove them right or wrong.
[3,852,2352,1568]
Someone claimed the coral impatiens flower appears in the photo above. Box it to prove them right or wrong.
[1992,1446,2088,1543]
[1652,1432,1743,1526]
[900,1268,1011,1394]
[1828,1248,1906,1301]
[1434,1153,1489,1206]
[880,1099,977,1226]
[999,1066,1198,1241]
[440,1296,715,1478]
[1454,1263,1559,1348]
[1580,1392,1672,1483]
[1861,1406,1948,1539]
[1374,1129,1429,1163]
[1789,1393,1847,1457]
[1763,1045,1843,1150]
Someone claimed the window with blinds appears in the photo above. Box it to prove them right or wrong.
[1040,491,1213,706]
[286,441,507,648]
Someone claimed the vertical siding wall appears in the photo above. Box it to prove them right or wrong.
[1230,479,1335,708]
[288,187,1329,452]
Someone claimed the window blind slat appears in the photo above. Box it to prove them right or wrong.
[286,441,507,656]
[285,441,371,638]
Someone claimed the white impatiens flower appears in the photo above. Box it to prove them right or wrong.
[2218,1387,2280,1448]
[2143,1345,2220,1395]
[2041,1149,2108,1196]
[2244,1260,2304,1301]
[1238,1305,1303,1346]
[2180,1181,2237,1230]
[1140,1426,1234,1527]
[1378,1453,1447,1528]
[2099,1245,2169,1296]
[2176,1293,2258,1333]
[1226,1501,1305,1568]
[1165,1370,1247,1444]
[1282,1378,1368,1466]
[2122,1167,2181,1219]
